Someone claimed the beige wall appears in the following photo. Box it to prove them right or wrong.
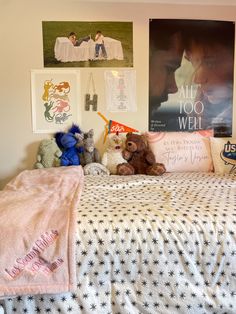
[0,0,235,189]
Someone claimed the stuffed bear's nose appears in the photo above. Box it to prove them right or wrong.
[127,142,132,146]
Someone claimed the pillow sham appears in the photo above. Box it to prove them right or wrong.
[210,137,236,174]
[145,130,213,172]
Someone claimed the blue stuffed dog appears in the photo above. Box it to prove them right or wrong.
[55,124,83,166]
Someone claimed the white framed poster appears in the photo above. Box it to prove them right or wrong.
[31,69,81,133]
[104,70,137,112]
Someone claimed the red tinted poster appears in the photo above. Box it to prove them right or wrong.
[149,19,234,137]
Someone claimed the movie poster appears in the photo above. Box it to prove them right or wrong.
[149,19,235,137]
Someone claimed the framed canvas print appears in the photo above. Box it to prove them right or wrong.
[31,69,81,133]
[42,21,133,68]
[149,19,234,137]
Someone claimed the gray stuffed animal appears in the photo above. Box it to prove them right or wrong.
[77,129,101,166]
[76,129,110,175]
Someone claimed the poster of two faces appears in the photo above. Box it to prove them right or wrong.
[149,19,234,137]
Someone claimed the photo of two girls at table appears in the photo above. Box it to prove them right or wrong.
[42,21,133,67]
[68,30,107,59]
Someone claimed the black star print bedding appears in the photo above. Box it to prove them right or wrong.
[1,172,236,314]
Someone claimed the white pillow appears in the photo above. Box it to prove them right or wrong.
[210,137,236,174]
[145,130,213,172]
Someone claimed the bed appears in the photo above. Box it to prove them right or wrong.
[1,169,235,314]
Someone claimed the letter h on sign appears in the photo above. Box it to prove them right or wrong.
[85,73,98,111]
[85,93,98,111]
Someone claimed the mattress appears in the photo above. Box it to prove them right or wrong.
[1,172,236,314]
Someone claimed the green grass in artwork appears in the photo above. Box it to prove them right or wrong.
[42,21,133,67]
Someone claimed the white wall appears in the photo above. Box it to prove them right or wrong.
[0,0,235,188]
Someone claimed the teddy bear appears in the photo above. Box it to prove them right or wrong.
[117,132,166,176]
[101,132,127,174]
[35,138,62,169]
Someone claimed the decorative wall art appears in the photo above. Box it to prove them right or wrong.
[42,21,133,68]
[31,69,80,133]
[84,72,98,111]
[104,70,137,112]
[149,19,235,137]
[97,112,139,143]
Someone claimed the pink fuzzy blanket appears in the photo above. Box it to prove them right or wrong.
[0,166,84,297]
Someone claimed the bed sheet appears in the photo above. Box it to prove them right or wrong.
[1,172,236,314]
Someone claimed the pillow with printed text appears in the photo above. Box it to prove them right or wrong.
[210,137,236,174]
[145,130,213,172]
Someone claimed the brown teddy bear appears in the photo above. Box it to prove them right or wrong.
[117,133,166,176]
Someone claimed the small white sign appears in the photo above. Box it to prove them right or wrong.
[105,70,137,112]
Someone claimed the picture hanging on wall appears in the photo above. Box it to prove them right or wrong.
[149,19,235,137]
[31,69,81,133]
[104,70,137,112]
[42,21,133,68]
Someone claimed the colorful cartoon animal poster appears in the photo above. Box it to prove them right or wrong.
[31,70,80,133]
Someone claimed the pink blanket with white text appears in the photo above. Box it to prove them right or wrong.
[0,166,84,298]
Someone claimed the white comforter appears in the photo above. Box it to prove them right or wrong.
[1,172,236,314]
